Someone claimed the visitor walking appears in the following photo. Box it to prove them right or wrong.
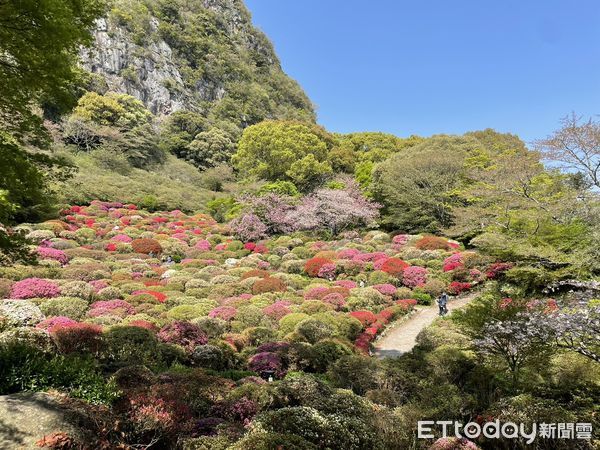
[437,292,448,316]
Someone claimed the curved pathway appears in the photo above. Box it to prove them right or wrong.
[373,293,476,358]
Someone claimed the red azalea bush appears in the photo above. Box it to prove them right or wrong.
[349,310,377,326]
[381,258,409,277]
[485,262,513,279]
[304,257,334,277]
[396,299,418,309]
[131,238,163,255]
[158,321,208,352]
[448,281,472,295]
[132,290,167,303]
[10,278,61,299]
[415,235,451,250]
[241,269,270,280]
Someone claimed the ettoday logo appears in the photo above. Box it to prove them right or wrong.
[418,420,593,444]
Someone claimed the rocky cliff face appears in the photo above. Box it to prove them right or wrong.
[79,0,314,125]
[80,17,187,115]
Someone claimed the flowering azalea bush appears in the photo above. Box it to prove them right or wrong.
[448,281,472,295]
[158,321,208,352]
[381,258,409,277]
[10,278,61,299]
[402,266,428,288]
[443,253,463,272]
[304,257,334,277]
[37,246,69,264]
[415,235,451,250]
[131,238,162,254]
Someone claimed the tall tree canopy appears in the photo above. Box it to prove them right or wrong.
[233,121,336,191]
[0,0,105,138]
[0,0,105,263]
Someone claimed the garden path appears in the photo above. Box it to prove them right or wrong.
[373,293,477,358]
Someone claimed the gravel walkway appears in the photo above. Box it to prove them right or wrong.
[373,293,476,358]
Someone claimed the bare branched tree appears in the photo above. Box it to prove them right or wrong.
[535,113,600,189]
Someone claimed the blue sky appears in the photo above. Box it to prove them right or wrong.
[245,0,600,145]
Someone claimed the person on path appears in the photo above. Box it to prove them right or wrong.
[437,292,448,316]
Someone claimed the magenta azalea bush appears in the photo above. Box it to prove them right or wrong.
[248,351,284,377]
[10,278,61,299]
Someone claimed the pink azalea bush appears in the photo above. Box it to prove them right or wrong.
[402,266,428,288]
[111,234,132,243]
[321,293,346,309]
[10,278,61,299]
[88,300,135,317]
[248,352,285,377]
[158,321,208,353]
[208,306,237,321]
[317,263,337,279]
[195,239,211,250]
[262,301,292,320]
[36,316,78,332]
[372,283,397,296]
[37,247,69,264]
[304,286,330,300]
[392,234,409,246]
[335,280,357,289]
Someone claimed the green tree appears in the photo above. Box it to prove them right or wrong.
[186,127,236,170]
[233,121,335,189]
[159,110,209,157]
[0,0,104,263]
[0,0,105,139]
[70,91,153,129]
[372,135,474,232]
[286,154,333,192]
[66,92,165,168]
